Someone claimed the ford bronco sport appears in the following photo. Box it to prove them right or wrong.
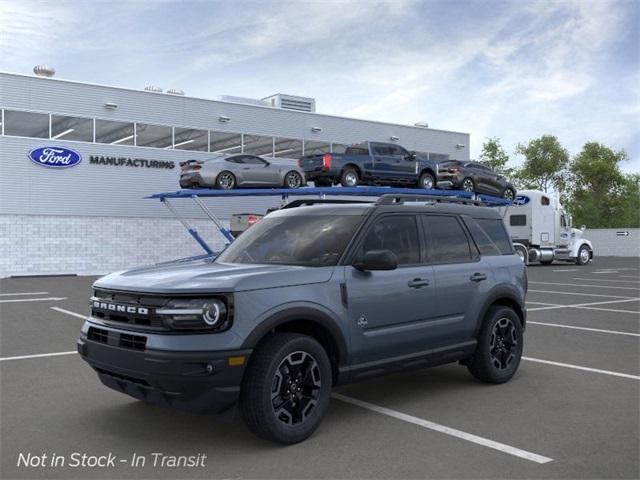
[78,194,526,444]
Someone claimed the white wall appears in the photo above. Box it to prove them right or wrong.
[584,228,640,257]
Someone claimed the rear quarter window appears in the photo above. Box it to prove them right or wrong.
[465,217,513,255]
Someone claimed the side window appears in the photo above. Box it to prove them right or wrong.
[541,196,550,206]
[388,145,409,157]
[242,155,267,165]
[561,214,567,227]
[360,216,420,265]
[510,215,526,226]
[423,215,472,263]
[226,156,244,164]
[467,218,513,255]
[372,144,391,156]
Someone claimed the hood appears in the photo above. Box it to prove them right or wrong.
[94,256,334,294]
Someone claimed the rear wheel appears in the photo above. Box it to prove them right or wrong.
[462,177,475,192]
[216,171,236,189]
[340,168,359,187]
[418,172,435,190]
[503,187,516,200]
[284,171,303,189]
[576,245,591,265]
[240,333,332,444]
[467,306,523,384]
[540,259,553,265]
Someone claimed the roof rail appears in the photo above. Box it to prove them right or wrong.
[280,199,374,209]
[376,194,486,206]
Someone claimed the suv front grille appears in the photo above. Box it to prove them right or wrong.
[91,289,169,331]
[87,326,147,351]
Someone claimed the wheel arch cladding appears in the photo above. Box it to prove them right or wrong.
[477,289,526,333]
[241,307,348,384]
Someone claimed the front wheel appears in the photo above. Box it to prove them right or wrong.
[467,306,523,384]
[284,171,303,189]
[575,245,591,265]
[418,172,436,190]
[240,333,332,444]
[461,177,475,192]
[503,187,516,200]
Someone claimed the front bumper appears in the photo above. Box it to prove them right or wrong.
[78,332,251,414]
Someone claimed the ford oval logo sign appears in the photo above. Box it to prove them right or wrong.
[28,146,82,169]
[513,195,530,206]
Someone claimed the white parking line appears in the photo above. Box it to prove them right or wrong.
[529,281,640,291]
[574,306,640,315]
[552,269,579,272]
[572,277,639,284]
[0,297,68,304]
[527,297,640,312]
[51,307,87,319]
[332,393,553,464]
[593,271,619,274]
[621,275,640,279]
[528,290,637,299]
[0,351,76,362]
[523,357,640,380]
[527,321,639,337]
[0,291,49,296]
[526,301,560,306]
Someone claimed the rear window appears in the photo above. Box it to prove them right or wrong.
[345,147,369,156]
[465,218,513,255]
[423,215,472,263]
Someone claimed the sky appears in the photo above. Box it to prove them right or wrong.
[1,0,638,172]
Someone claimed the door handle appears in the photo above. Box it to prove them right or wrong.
[408,278,430,288]
[470,273,487,282]
[243,167,251,170]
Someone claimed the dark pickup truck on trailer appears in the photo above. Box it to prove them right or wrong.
[298,141,439,189]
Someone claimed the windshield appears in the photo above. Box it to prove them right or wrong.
[216,214,363,267]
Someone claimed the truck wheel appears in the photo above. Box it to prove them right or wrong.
[540,259,553,265]
[503,187,516,200]
[462,177,475,192]
[216,171,236,189]
[240,333,332,444]
[514,245,528,265]
[340,168,359,187]
[575,245,591,265]
[418,172,435,190]
[467,306,523,384]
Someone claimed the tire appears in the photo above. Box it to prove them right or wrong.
[340,168,359,187]
[540,259,553,265]
[284,171,303,189]
[216,171,236,190]
[514,245,528,265]
[503,187,516,200]
[240,333,332,444]
[461,177,475,193]
[418,172,436,190]
[575,245,591,265]
[467,306,523,384]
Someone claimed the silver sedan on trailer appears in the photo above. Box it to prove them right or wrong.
[179,154,307,189]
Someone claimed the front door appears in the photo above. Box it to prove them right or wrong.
[344,214,438,365]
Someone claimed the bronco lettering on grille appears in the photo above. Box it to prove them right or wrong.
[92,301,149,315]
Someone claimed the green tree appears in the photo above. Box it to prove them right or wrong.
[515,135,569,192]
[565,142,638,228]
[479,137,513,176]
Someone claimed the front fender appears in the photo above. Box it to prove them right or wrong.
[240,303,349,366]
[570,239,593,257]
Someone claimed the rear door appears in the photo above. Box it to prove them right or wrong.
[421,214,492,344]
[370,143,396,180]
[344,214,438,365]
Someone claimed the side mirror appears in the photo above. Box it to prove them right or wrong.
[405,151,417,161]
[581,225,586,231]
[353,249,398,271]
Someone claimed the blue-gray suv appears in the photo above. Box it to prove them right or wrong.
[78,194,527,444]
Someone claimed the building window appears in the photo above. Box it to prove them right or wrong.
[243,134,274,156]
[210,131,242,154]
[274,137,303,158]
[95,119,135,145]
[51,114,93,142]
[173,127,208,151]
[429,153,450,163]
[135,123,173,149]
[303,140,330,156]
[3,110,49,138]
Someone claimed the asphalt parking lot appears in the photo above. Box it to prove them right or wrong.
[1,257,638,479]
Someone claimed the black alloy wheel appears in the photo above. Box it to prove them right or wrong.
[284,171,303,189]
[489,317,518,371]
[503,188,516,200]
[271,351,321,426]
[462,177,475,192]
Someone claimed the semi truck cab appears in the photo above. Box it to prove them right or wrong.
[500,190,593,265]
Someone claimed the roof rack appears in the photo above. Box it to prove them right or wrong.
[376,194,486,206]
[279,198,373,209]
[147,186,511,255]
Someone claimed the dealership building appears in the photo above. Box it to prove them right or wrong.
[0,69,470,277]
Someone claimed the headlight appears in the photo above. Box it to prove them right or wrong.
[156,297,230,331]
